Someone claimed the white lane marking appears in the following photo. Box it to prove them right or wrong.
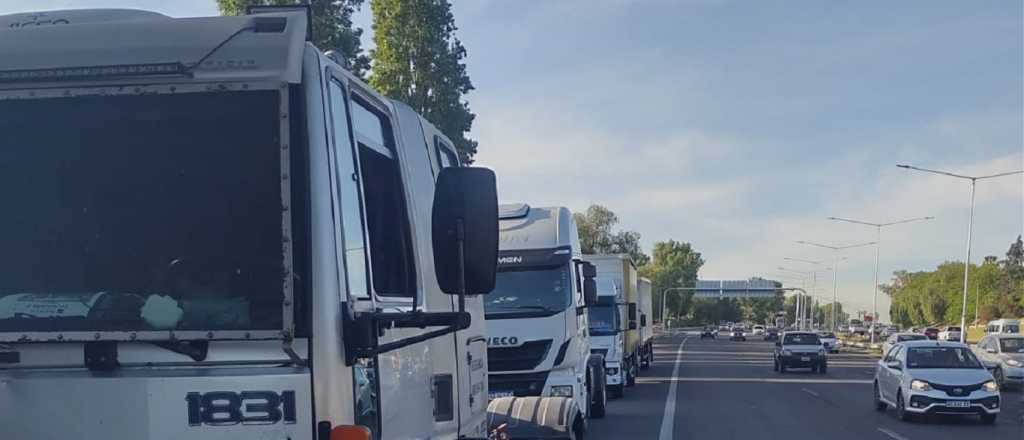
[800,388,820,397]
[658,338,687,440]
[638,377,872,384]
[877,427,909,440]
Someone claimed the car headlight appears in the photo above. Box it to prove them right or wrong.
[549,385,574,397]
[910,380,932,391]
[1006,359,1022,367]
[782,350,792,356]
[982,380,999,393]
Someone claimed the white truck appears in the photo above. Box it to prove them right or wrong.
[585,254,646,395]
[0,8,573,440]
[637,277,655,370]
[485,204,607,431]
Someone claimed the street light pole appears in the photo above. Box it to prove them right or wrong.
[826,215,934,343]
[897,164,1023,343]
[796,240,875,331]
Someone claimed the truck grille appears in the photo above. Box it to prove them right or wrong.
[488,339,552,371]
[489,371,550,397]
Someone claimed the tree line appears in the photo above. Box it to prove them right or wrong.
[884,236,1024,327]
[217,0,478,163]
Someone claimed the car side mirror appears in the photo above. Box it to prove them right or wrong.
[432,167,498,295]
[886,360,902,370]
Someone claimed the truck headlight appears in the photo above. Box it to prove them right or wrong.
[550,385,574,397]
[910,380,932,391]
[1006,359,1022,367]
[606,368,619,376]
[982,380,999,393]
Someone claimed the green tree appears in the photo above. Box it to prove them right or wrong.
[642,240,704,321]
[574,204,650,265]
[216,0,370,76]
[369,0,477,162]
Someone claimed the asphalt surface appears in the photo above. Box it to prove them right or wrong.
[588,330,1024,440]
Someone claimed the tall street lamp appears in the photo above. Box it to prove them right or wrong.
[779,264,832,330]
[898,164,1024,343]
[796,240,876,331]
[776,270,809,329]
[827,216,934,343]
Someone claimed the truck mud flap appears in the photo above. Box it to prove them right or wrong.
[487,396,580,439]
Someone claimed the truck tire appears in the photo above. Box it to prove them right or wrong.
[488,396,581,440]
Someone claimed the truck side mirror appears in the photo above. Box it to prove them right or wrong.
[640,315,647,327]
[583,278,598,306]
[627,303,638,321]
[580,261,598,305]
[432,167,498,295]
[628,321,638,330]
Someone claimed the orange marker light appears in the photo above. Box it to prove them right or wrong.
[330,425,371,440]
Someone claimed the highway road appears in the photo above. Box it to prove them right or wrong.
[588,330,1024,440]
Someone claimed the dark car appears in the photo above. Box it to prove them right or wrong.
[730,327,747,341]
[773,331,827,374]
[764,328,780,341]
[923,327,940,340]
[700,326,716,339]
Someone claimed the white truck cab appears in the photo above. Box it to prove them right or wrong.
[0,8,545,440]
[484,204,606,431]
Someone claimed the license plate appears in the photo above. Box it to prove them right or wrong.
[946,400,970,408]
[489,391,513,399]
[800,356,810,362]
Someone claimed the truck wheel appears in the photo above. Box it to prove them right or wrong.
[625,361,637,387]
[589,375,606,418]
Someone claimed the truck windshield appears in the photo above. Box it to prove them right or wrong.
[587,305,619,335]
[0,88,286,335]
[484,265,572,315]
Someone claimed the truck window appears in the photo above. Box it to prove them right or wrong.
[350,95,417,297]
[328,80,370,299]
[434,137,459,169]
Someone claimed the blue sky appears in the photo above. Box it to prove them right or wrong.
[2,0,1021,320]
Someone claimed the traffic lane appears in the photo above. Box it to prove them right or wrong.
[676,337,1023,440]
[670,336,885,440]
[586,331,685,440]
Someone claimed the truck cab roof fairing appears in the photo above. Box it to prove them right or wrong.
[0,9,307,85]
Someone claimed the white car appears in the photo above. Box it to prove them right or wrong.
[972,334,1024,389]
[818,332,838,353]
[874,340,999,424]
[938,326,962,341]
[882,333,928,358]
[752,325,765,335]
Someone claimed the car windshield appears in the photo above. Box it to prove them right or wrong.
[485,265,572,314]
[906,347,983,369]
[819,332,836,338]
[0,89,287,335]
[999,338,1024,353]
[898,335,927,342]
[587,303,619,335]
[784,334,820,345]
[947,327,961,332]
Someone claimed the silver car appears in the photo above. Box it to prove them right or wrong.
[882,332,928,358]
[972,334,1024,389]
[874,340,999,424]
